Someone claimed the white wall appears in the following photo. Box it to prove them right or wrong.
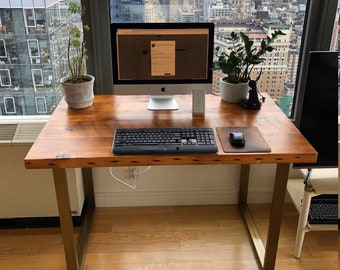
[0,146,303,218]
[93,164,301,207]
[0,124,337,217]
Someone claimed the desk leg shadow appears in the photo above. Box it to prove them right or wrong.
[239,163,290,270]
[53,168,95,270]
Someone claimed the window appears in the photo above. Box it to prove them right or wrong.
[35,96,47,113]
[0,1,83,116]
[0,69,11,86]
[0,39,6,58]
[0,0,338,117]
[3,96,15,114]
[101,0,338,118]
[27,39,40,57]
[24,9,36,28]
[31,69,43,87]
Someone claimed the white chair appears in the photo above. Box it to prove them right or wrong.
[287,168,338,258]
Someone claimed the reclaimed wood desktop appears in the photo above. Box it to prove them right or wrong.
[24,94,317,270]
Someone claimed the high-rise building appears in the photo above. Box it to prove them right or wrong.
[212,24,290,101]
[0,0,82,115]
[110,0,145,23]
[177,7,200,22]
[208,1,232,20]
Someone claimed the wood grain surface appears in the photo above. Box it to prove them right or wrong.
[0,204,337,270]
[24,94,317,169]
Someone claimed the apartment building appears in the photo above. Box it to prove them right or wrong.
[0,0,83,116]
[213,23,290,101]
[110,0,145,23]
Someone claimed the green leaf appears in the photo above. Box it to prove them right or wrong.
[266,46,274,52]
[68,2,83,15]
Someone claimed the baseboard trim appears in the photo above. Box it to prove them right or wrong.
[0,189,284,228]
[0,200,87,229]
[94,188,276,207]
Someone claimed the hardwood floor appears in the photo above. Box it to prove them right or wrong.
[0,204,338,270]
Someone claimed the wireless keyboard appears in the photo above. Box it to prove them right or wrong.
[112,128,217,154]
[308,194,338,225]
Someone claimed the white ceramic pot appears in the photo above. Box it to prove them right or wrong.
[219,78,249,103]
[61,75,95,109]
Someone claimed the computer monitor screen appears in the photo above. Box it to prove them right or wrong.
[111,23,214,110]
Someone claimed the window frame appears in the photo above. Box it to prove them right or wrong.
[23,8,36,28]
[0,0,337,119]
[3,96,16,114]
[0,39,7,58]
[31,68,44,87]
[27,39,40,58]
[0,69,11,87]
[35,96,47,114]
[292,0,338,124]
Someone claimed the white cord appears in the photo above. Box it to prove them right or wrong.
[109,166,152,190]
[133,166,151,176]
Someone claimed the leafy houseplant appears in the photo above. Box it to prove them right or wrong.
[213,30,285,83]
[61,1,94,109]
[67,1,90,84]
[213,30,285,103]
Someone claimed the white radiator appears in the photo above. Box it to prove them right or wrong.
[0,123,84,219]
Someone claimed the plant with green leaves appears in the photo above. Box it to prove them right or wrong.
[67,1,90,84]
[213,30,285,84]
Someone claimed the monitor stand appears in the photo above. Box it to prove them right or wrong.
[147,95,179,110]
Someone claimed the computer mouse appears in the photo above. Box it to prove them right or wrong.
[229,132,245,147]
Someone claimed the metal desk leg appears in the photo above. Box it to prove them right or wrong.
[239,163,290,270]
[239,164,251,203]
[263,163,290,270]
[239,164,266,267]
[76,168,95,264]
[53,168,80,270]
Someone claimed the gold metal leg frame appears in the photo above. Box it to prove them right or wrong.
[53,163,289,270]
[239,164,290,270]
[53,168,95,270]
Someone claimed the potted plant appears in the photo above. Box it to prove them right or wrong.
[213,30,285,103]
[60,1,94,109]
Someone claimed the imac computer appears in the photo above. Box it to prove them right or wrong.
[111,23,214,110]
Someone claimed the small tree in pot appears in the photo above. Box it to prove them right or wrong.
[61,1,94,109]
[213,30,285,103]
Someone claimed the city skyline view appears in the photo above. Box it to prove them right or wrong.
[0,0,338,116]
[110,0,336,115]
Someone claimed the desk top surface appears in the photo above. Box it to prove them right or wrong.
[24,94,317,169]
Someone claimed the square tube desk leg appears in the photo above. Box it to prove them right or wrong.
[53,168,80,270]
[239,163,290,270]
[263,163,290,270]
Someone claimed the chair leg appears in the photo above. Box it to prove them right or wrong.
[294,183,313,258]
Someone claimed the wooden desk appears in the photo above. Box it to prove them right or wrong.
[24,94,317,270]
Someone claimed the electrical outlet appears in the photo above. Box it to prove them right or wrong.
[129,166,139,180]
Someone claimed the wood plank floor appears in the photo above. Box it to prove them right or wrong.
[0,204,338,270]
